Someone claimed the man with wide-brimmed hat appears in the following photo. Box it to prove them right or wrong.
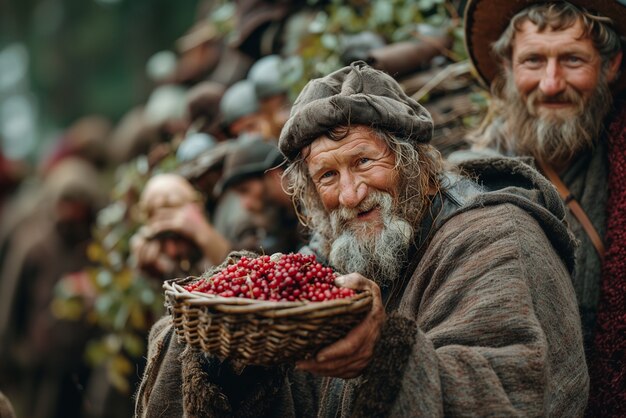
[136,61,588,416]
[463,1,625,414]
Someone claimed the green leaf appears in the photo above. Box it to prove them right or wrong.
[85,339,111,366]
[113,302,129,331]
[371,1,394,25]
[320,33,339,50]
[96,270,113,288]
[122,333,145,357]
[308,11,329,34]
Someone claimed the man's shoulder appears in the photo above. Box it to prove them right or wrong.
[435,159,576,273]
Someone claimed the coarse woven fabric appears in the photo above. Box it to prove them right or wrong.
[278,61,433,161]
[586,99,626,416]
[135,157,588,417]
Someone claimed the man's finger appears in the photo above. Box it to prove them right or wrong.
[144,219,182,239]
[314,320,370,361]
[334,272,371,290]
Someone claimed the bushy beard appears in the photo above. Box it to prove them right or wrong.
[502,70,612,167]
[327,191,414,287]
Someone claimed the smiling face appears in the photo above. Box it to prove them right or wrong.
[492,17,622,169]
[306,125,399,236]
[301,126,420,284]
[511,20,619,119]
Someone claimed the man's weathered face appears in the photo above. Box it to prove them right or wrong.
[306,126,399,237]
[305,126,413,285]
[511,19,616,118]
[501,18,621,167]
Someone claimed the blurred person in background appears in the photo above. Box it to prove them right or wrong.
[39,115,113,174]
[184,81,227,141]
[219,79,274,140]
[174,17,253,87]
[0,115,112,266]
[247,54,300,139]
[130,173,231,281]
[216,138,305,254]
[0,157,105,418]
[107,84,189,166]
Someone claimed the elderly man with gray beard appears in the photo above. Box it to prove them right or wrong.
[461,1,626,414]
[135,61,588,417]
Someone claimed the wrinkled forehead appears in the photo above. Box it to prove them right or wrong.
[303,125,388,163]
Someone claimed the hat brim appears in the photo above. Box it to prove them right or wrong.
[213,149,285,196]
[464,0,626,92]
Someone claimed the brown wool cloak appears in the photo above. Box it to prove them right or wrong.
[135,157,588,417]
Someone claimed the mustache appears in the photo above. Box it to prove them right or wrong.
[527,86,585,115]
[329,191,393,231]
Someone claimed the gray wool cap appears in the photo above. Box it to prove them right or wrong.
[219,80,260,126]
[278,61,433,161]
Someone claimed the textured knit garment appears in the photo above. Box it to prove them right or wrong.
[586,102,626,416]
[135,158,589,417]
[560,134,608,353]
[451,122,609,355]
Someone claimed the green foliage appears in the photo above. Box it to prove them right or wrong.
[289,0,464,98]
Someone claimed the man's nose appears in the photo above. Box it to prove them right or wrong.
[539,59,566,96]
[338,174,367,208]
[241,195,257,213]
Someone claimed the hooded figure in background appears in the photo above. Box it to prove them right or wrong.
[216,138,305,255]
[135,62,587,417]
[0,157,105,418]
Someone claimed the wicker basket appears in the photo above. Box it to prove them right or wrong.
[164,276,373,366]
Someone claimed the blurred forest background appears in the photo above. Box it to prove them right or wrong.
[0,0,200,162]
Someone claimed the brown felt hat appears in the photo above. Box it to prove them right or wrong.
[278,61,433,161]
[464,0,626,92]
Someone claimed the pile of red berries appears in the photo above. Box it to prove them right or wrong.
[184,253,355,302]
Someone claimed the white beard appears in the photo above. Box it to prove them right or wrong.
[328,191,413,287]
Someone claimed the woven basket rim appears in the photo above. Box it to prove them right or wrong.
[164,275,373,317]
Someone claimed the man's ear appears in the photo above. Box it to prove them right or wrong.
[606,51,623,83]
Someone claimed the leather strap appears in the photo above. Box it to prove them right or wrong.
[537,160,605,260]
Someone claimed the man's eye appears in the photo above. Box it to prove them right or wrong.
[564,56,582,64]
[358,157,371,165]
[320,171,335,180]
[524,56,542,64]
